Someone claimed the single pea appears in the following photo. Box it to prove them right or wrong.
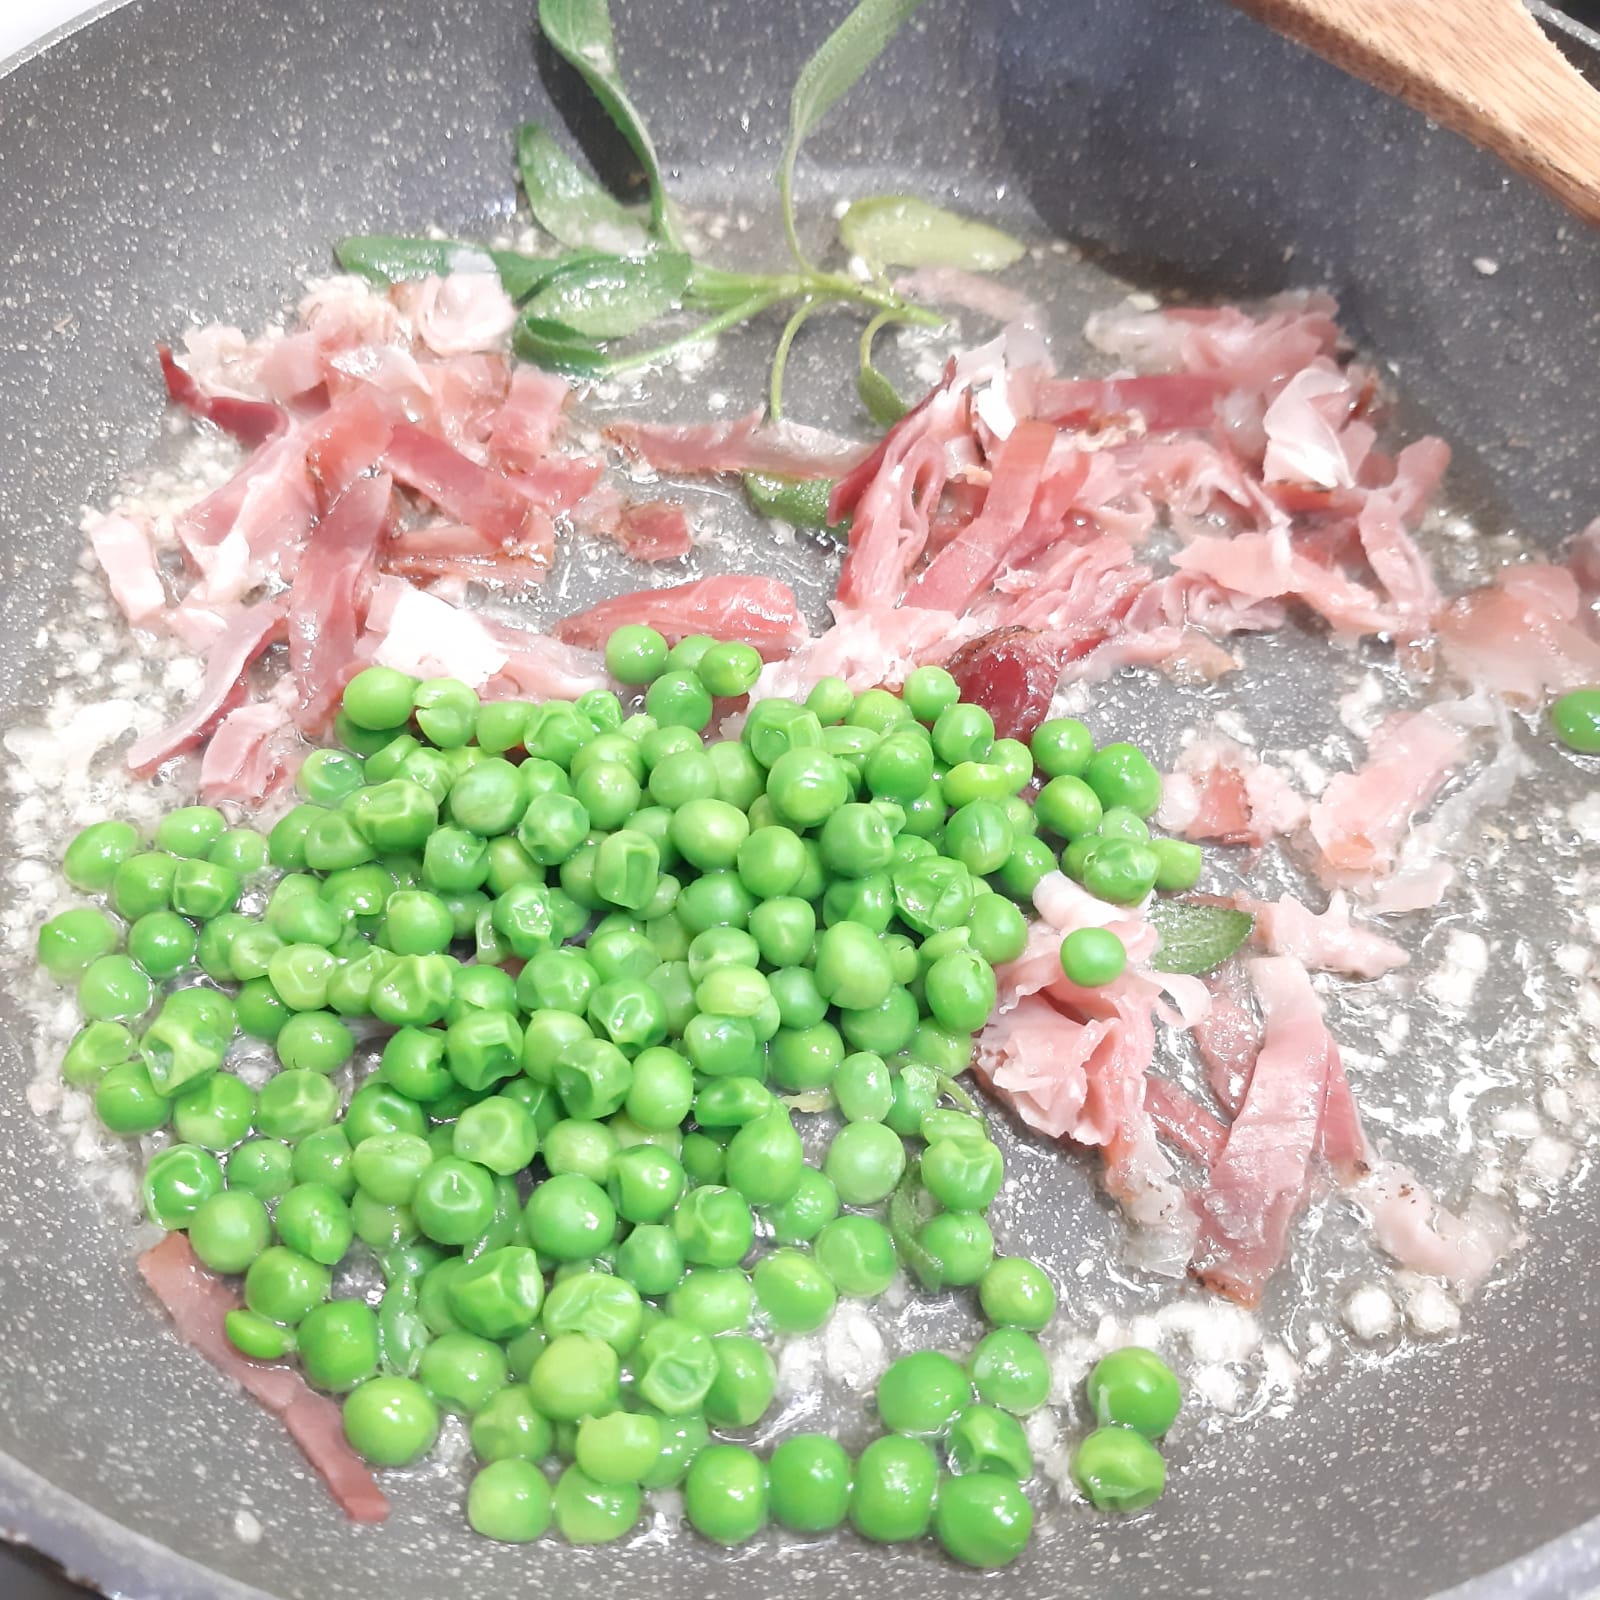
[1034,774,1103,840]
[342,665,420,730]
[644,670,713,733]
[751,1249,836,1334]
[814,1214,897,1298]
[576,1411,660,1487]
[684,1444,768,1546]
[525,1172,616,1260]
[921,1138,1004,1212]
[624,1044,694,1130]
[935,1472,1034,1568]
[822,1121,907,1207]
[761,1166,840,1246]
[94,1061,169,1135]
[553,1462,642,1544]
[275,1181,354,1266]
[227,1138,294,1201]
[419,1329,511,1414]
[62,819,140,894]
[541,1118,618,1183]
[923,950,997,1035]
[978,1257,1058,1331]
[527,1332,620,1422]
[968,894,1029,964]
[693,640,760,699]
[224,1308,297,1362]
[244,1245,331,1325]
[1071,1424,1165,1512]
[413,1156,498,1245]
[467,1458,554,1544]
[188,1189,272,1274]
[917,1210,995,1289]
[635,1316,718,1414]
[60,1019,135,1088]
[276,1009,355,1074]
[298,1298,380,1392]
[255,1069,338,1144]
[1059,926,1127,989]
[1150,836,1204,892]
[605,624,670,685]
[672,1184,754,1269]
[850,1434,938,1543]
[78,954,154,1023]
[1030,716,1093,778]
[802,674,853,726]
[766,1433,851,1534]
[542,1270,642,1352]
[968,1328,1051,1415]
[38,907,122,981]
[903,664,960,724]
[1082,839,1160,906]
[291,1125,357,1198]
[1085,1346,1182,1438]
[703,1333,776,1428]
[141,1143,225,1230]
[875,1350,973,1438]
[471,1385,554,1464]
[615,1223,685,1296]
[343,1374,440,1466]
[948,1403,1034,1478]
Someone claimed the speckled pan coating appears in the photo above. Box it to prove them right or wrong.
[3,1,1600,1597]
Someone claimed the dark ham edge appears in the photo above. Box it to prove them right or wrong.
[553,574,807,661]
[158,346,291,448]
[1144,1077,1228,1167]
[138,1233,388,1523]
[125,600,288,775]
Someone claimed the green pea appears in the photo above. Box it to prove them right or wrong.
[931,702,994,766]
[37,907,120,981]
[1059,926,1127,987]
[412,1156,497,1246]
[141,1142,225,1230]
[62,819,140,894]
[948,1403,1034,1479]
[541,1118,618,1183]
[876,1350,973,1438]
[1084,741,1163,817]
[814,1214,896,1297]
[465,1458,554,1544]
[61,1020,135,1088]
[761,1166,840,1246]
[188,1189,273,1274]
[275,1182,354,1266]
[343,1374,440,1466]
[297,1298,380,1392]
[823,1121,907,1207]
[471,1385,554,1464]
[418,1329,510,1414]
[967,1327,1051,1415]
[78,954,154,1023]
[1082,839,1160,906]
[604,623,669,685]
[850,1434,938,1542]
[979,1257,1058,1331]
[527,1331,620,1422]
[292,1125,357,1198]
[94,1060,169,1135]
[768,1433,851,1533]
[623,1044,694,1130]
[541,1270,643,1352]
[525,1172,615,1260]
[696,640,762,698]
[615,1223,685,1296]
[1150,836,1203,892]
[751,1249,836,1334]
[227,1138,294,1201]
[1085,1346,1181,1438]
[108,851,176,920]
[1070,1424,1165,1511]
[254,1069,336,1143]
[934,1472,1033,1568]
[224,1308,297,1362]
[553,1462,641,1544]
[812,921,892,1011]
[684,1443,767,1546]
[341,665,419,731]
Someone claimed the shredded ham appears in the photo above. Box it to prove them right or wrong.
[1160,738,1308,848]
[606,410,870,478]
[1437,560,1600,701]
[1245,890,1409,979]
[554,575,807,660]
[614,501,694,562]
[139,1233,389,1523]
[86,512,166,626]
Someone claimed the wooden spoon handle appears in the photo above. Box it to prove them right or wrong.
[1228,0,1600,225]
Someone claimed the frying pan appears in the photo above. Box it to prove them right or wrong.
[4,1,1600,1596]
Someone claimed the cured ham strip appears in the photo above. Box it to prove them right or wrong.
[200,699,301,806]
[488,366,572,473]
[1157,739,1308,849]
[86,512,165,626]
[384,421,548,556]
[554,575,807,661]
[125,600,287,775]
[615,501,694,562]
[1144,1078,1229,1167]
[1245,890,1409,979]
[1437,560,1600,702]
[1190,956,1337,1307]
[607,410,869,478]
[158,345,290,447]
[1037,372,1230,434]
[901,420,1064,613]
[139,1234,388,1523]
[287,474,392,732]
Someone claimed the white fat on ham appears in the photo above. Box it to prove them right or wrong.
[750,603,976,703]
[85,511,165,626]
[403,273,517,357]
[1246,891,1409,980]
[1261,362,1358,489]
[368,581,507,686]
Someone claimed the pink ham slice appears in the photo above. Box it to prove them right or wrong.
[125,599,287,776]
[554,574,807,661]
[488,366,572,474]
[383,421,550,557]
[1190,956,1338,1307]
[287,473,393,733]
[1037,372,1230,434]
[607,410,870,479]
[1192,961,1259,1118]
[158,345,290,447]
[138,1233,388,1523]
[615,501,694,562]
[86,512,166,626]
[1437,560,1600,702]
[1245,890,1410,979]
[200,699,301,806]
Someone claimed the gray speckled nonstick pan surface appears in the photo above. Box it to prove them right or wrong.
[5,1,1600,1596]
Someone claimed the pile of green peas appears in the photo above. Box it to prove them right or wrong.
[37,624,1194,1565]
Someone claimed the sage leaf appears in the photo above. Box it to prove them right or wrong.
[857,361,909,428]
[776,0,934,264]
[512,315,612,375]
[516,122,651,254]
[521,251,693,340]
[1147,901,1255,976]
[538,0,678,245]
[743,472,844,536]
[334,235,565,302]
[840,195,1026,271]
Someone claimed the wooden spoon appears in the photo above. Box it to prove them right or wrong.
[1227,0,1600,225]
